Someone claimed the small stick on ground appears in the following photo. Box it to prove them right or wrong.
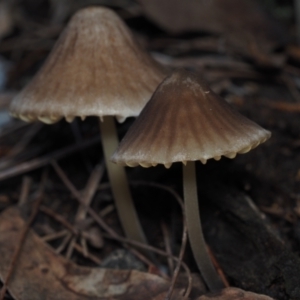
[99,204,115,217]
[51,165,192,299]
[0,170,48,300]
[79,237,88,257]
[161,221,174,274]
[130,181,191,300]
[75,163,105,222]
[66,163,104,258]
[41,230,69,242]
[56,232,73,254]
[264,101,300,113]
[18,176,32,206]
[165,217,189,300]
[0,136,100,182]
[0,122,30,142]
[128,247,169,279]
[51,160,192,297]
[73,243,102,265]
[0,123,43,169]
[207,245,230,288]
[66,237,77,258]
[40,206,78,235]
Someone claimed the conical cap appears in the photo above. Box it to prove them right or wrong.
[10,6,166,124]
[112,69,271,168]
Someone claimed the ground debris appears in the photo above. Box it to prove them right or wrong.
[136,0,286,66]
[200,180,300,300]
[0,1,300,300]
[0,206,191,300]
[197,287,274,300]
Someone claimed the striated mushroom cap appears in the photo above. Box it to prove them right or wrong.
[112,69,271,168]
[10,6,166,124]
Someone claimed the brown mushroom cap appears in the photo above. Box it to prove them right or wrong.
[10,6,166,124]
[112,69,271,168]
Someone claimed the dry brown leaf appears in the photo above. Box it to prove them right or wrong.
[0,206,187,300]
[197,287,274,300]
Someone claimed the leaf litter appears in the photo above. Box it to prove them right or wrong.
[0,206,188,300]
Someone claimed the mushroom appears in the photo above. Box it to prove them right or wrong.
[112,69,271,291]
[9,6,166,245]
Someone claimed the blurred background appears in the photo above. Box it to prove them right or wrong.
[0,0,297,95]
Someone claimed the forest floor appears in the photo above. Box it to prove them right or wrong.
[0,1,300,299]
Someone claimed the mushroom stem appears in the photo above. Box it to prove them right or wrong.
[183,161,224,291]
[99,116,147,244]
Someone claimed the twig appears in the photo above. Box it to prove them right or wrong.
[75,163,104,223]
[0,136,100,181]
[0,122,30,141]
[207,246,230,288]
[66,237,77,259]
[99,204,115,217]
[40,164,106,263]
[161,221,174,274]
[52,161,151,257]
[51,161,190,268]
[18,176,32,206]
[56,232,72,254]
[97,179,193,297]
[130,181,191,300]
[0,123,43,167]
[129,247,168,278]
[103,232,192,290]
[40,206,101,264]
[51,161,192,295]
[39,206,78,235]
[264,101,300,113]
[73,243,102,265]
[80,237,88,257]
[0,145,46,171]
[41,230,68,242]
[66,163,104,258]
[51,161,116,234]
[131,181,184,210]
[0,170,48,300]
[165,217,189,300]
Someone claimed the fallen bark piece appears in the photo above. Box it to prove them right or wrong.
[200,180,300,299]
[197,287,274,300]
[0,206,187,300]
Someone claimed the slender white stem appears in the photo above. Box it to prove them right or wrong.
[99,116,148,245]
[183,161,224,291]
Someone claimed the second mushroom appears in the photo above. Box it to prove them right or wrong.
[112,69,271,291]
